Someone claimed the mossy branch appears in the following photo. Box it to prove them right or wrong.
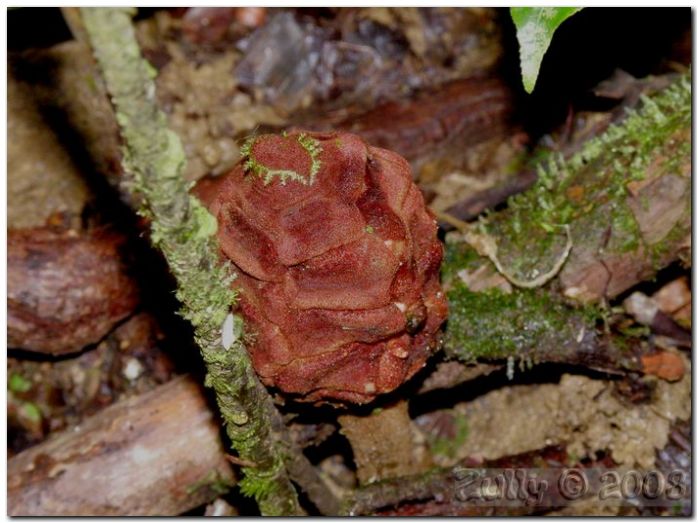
[443,74,691,368]
[79,7,301,515]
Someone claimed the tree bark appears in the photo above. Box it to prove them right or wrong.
[8,226,139,355]
[8,377,233,516]
[442,74,691,372]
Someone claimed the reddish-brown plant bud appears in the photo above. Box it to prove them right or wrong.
[198,131,447,403]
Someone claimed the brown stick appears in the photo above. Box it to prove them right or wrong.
[8,377,234,516]
[443,75,691,372]
[8,226,140,355]
[338,400,431,486]
[440,169,537,229]
[332,78,514,168]
[342,445,572,516]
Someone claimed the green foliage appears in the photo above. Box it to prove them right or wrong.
[510,7,583,93]
[9,373,32,393]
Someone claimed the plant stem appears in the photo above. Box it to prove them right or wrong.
[79,7,301,515]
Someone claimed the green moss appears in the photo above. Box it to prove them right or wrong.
[650,216,690,268]
[185,470,234,497]
[617,324,651,339]
[610,201,641,253]
[441,240,483,284]
[482,74,691,281]
[445,279,601,361]
[442,240,602,363]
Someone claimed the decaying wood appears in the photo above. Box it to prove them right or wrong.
[330,77,514,177]
[339,401,430,485]
[8,377,234,516]
[443,75,691,374]
[8,372,343,515]
[343,445,573,516]
[8,226,140,355]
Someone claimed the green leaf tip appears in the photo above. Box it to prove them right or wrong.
[511,7,583,93]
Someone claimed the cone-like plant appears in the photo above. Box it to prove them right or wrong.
[198,131,447,403]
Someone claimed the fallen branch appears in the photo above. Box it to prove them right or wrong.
[347,418,692,516]
[331,77,514,177]
[8,225,139,355]
[338,401,430,486]
[443,74,691,372]
[78,7,301,515]
[439,72,680,230]
[8,377,233,516]
[343,445,573,516]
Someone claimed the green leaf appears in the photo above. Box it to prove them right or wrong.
[20,402,42,423]
[9,373,32,393]
[511,7,583,93]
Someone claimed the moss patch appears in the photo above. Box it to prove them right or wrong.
[482,74,691,282]
[445,277,601,361]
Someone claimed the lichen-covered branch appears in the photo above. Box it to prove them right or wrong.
[79,7,300,515]
[443,74,691,369]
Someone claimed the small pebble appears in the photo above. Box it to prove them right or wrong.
[123,358,144,381]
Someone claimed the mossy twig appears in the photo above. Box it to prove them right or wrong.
[79,7,301,515]
[443,74,691,368]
